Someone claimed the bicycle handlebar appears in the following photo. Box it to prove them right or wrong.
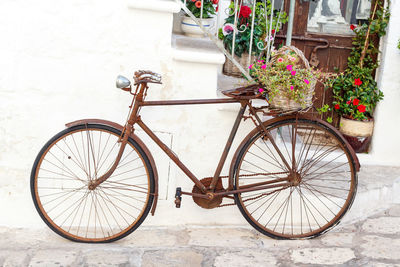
[133,70,162,85]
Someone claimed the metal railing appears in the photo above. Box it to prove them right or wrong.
[176,0,290,79]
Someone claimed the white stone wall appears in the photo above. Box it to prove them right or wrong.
[0,0,255,228]
[0,0,399,230]
[0,0,179,227]
[370,0,400,166]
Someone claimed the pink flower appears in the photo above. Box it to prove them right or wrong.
[257,60,264,63]
[290,86,294,91]
[277,58,283,63]
[304,79,310,84]
[261,64,267,69]
[248,64,253,69]
[291,70,296,76]
[286,65,293,71]
[258,88,264,93]
[222,24,235,36]
[289,56,296,62]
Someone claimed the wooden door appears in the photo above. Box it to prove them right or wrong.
[276,0,373,125]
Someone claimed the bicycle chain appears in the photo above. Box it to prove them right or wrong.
[201,171,289,181]
[217,186,290,208]
[195,171,289,208]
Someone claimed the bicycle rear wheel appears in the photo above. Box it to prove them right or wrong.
[233,118,357,239]
[31,124,154,243]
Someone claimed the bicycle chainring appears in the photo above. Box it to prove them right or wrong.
[192,178,224,209]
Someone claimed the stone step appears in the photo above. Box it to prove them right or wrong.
[343,165,400,224]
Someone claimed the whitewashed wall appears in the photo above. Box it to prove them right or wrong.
[0,0,399,230]
[0,0,255,228]
[370,0,400,166]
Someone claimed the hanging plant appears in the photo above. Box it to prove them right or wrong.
[218,0,288,58]
[326,0,391,122]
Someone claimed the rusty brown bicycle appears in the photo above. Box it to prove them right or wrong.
[31,70,359,243]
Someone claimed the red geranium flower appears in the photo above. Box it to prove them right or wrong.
[334,104,340,110]
[346,100,351,105]
[271,29,276,34]
[357,104,366,113]
[239,6,252,18]
[353,98,360,106]
[212,0,219,4]
[350,24,356,31]
[195,1,202,8]
[354,78,362,86]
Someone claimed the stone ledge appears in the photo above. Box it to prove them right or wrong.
[172,34,225,64]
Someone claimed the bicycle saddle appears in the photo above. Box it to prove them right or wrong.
[222,84,262,100]
[133,70,162,85]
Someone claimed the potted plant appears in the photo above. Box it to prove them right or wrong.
[181,0,219,37]
[327,0,390,152]
[219,0,287,77]
[250,46,332,110]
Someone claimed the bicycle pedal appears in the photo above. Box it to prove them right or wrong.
[175,187,182,208]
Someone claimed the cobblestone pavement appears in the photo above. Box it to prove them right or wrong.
[0,204,399,267]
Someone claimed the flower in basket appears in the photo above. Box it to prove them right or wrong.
[249,48,332,109]
[182,0,218,18]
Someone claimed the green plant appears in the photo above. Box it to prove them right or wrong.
[250,50,331,108]
[398,38,400,50]
[329,0,390,121]
[182,0,218,18]
[219,0,287,58]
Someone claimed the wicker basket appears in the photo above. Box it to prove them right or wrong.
[223,52,256,77]
[267,46,316,111]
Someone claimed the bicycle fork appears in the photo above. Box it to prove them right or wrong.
[88,83,146,190]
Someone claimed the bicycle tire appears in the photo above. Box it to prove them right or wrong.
[31,124,155,243]
[233,118,357,239]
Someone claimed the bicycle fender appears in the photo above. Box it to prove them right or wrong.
[228,115,360,190]
[65,119,159,216]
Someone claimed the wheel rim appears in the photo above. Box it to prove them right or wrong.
[235,120,356,239]
[33,127,151,242]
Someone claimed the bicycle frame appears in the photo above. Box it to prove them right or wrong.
[69,81,359,207]
[84,82,291,194]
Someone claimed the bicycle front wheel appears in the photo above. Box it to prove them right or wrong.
[233,118,357,239]
[31,124,155,243]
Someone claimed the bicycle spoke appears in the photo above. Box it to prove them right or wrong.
[60,190,90,228]
[59,141,88,176]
